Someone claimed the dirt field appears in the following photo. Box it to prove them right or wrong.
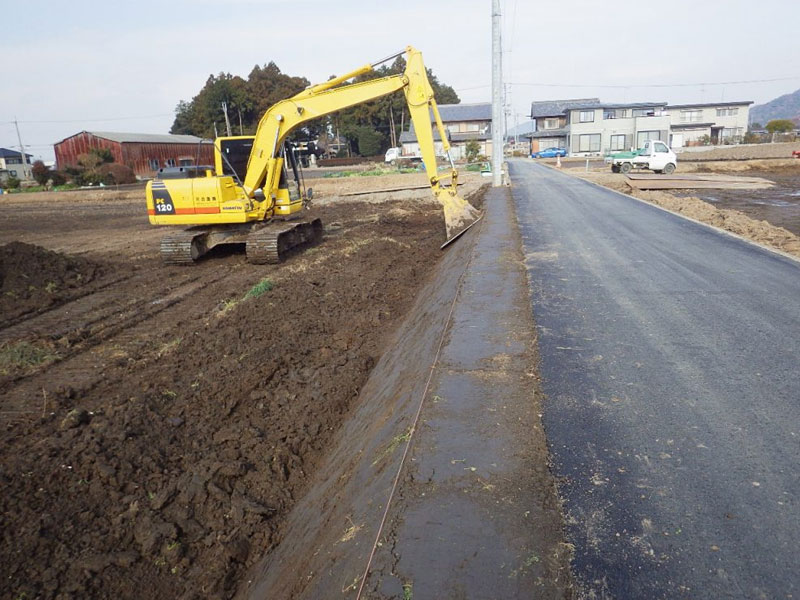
[0,173,485,599]
[676,141,800,161]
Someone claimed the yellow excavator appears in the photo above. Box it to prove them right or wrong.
[146,46,481,264]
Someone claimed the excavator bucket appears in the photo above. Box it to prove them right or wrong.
[438,190,483,248]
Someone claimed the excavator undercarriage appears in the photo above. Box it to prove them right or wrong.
[159,219,323,265]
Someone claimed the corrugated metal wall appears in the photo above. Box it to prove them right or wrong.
[121,142,214,177]
[54,133,123,169]
[54,132,214,178]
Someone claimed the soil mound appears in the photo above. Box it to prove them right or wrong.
[0,242,105,325]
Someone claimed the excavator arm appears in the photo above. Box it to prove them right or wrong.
[244,46,481,245]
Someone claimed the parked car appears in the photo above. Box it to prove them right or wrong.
[605,140,677,174]
[532,147,567,158]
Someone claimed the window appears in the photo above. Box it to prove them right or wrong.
[578,134,601,152]
[544,118,560,129]
[149,159,160,170]
[165,158,176,168]
[465,123,481,132]
[604,109,627,120]
[654,142,669,153]
[179,158,193,166]
[10,170,17,177]
[637,130,661,147]
[716,107,739,117]
[579,110,595,123]
[721,127,743,140]
[680,110,703,123]
[448,124,460,133]
[633,108,658,117]
[610,134,627,151]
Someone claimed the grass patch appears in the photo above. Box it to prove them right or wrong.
[0,342,57,375]
[323,166,421,178]
[372,428,412,466]
[244,277,274,299]
[2,183,80,194]
[403,582,413,600]
[217,277,275,317]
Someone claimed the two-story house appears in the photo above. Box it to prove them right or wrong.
[528,98,600,153]
[0,148,34,182]
[665,101,753,146]
[524,97,754,156]
[567,102,671,156]
[399,102,492,160]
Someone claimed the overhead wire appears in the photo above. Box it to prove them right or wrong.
[455,75,800,94]
[0,113,174,125]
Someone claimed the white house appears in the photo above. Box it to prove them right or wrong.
[665,101,753,146]
[0,148,34,182]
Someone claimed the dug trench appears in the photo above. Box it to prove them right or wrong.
[0,189,485,599]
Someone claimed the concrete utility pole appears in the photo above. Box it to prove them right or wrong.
[221,101,232,137]
[13,118,29,178]
[491,0,503,187]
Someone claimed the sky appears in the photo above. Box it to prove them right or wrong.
[2,0,799,163]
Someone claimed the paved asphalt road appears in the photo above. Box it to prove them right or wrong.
[510,160,800,599]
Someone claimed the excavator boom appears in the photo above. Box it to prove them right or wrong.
[240,46,480,243]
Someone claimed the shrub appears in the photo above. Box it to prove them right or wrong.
[100,163,136,184]
[465,140,481,162]
[89,147,114,163]
[3,176,21,190]
[50,170,68,186]
[32,160,51,186]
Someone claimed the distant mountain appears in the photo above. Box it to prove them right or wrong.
[750,88,800,126]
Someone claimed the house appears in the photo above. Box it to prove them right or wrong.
[399,102,493,160]
[524,97,754,156]
[528,98,600,153]
[664,101,753,146]
[0,147,34,182]
[566,102,671,156]
[54,131,214,178]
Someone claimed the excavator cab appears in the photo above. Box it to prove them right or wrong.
[215,136,254,180]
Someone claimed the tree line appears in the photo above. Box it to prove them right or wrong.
[169,57,459,157]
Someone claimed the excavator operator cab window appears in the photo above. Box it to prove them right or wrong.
[219,138,254,181]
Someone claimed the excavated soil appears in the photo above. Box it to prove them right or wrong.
[0,181,483,599]
[0,242,112,328]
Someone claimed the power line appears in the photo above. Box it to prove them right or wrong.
[455,75,800,94]
[1,113,173,124]
[508,76,800,89]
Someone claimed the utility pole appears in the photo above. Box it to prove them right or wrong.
[221,101,232,137]
[491,0,503,187]
[13,118,29,179]
[389,105,397,148]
